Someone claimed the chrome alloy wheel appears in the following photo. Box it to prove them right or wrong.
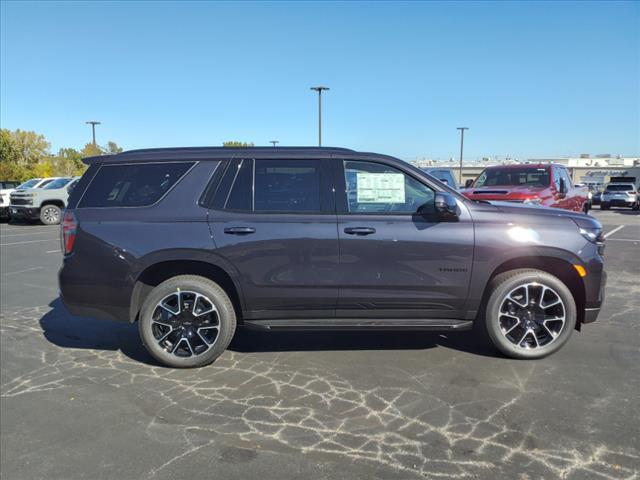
[498,282,566,349]
[42,206,60,223]
[151,290,220,358]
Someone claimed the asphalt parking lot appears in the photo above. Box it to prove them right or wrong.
[1,210,639,480]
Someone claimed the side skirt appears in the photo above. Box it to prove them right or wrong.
[243,318,473,332]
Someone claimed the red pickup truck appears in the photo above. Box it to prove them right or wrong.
[461,164,590,213]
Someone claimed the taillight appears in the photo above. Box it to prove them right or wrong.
[61,210,77,255]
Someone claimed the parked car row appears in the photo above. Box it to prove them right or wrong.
[0,176,79,224]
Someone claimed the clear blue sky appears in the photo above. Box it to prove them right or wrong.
[1,1,639,160]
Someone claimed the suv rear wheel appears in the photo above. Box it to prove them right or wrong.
[483,269,576,359]
[138,275,236,368]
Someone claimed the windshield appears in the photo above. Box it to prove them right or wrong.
[605,184,635,192]
[17,179,41,189]
[43,178,72,190]
[474,167,550,187]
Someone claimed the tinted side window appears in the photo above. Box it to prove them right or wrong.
[80,162,194,208]
[344,161,435,214]
[254,160,321,212]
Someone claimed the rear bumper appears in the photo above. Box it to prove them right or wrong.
[58,262,130,323]
[602,198,636,207]
[9,206,40,219]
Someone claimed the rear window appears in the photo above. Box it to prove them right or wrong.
[79,162,194,208]
[605,184,635,192]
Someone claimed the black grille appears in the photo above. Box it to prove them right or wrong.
[10,198,31,206]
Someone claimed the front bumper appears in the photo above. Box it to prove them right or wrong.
[9,206,41,220]
[0,206,9,219]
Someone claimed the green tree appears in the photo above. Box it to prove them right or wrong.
[0,129,51,180]
[81,143,102,157]
[106,141,123,154]
[222,141,254,148]
[52,148,85,176]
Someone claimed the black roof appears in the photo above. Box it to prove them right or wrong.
[82,146,401,165]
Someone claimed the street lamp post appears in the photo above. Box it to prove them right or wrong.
[270,140,279,147]
[310,86,329,146]
[86,121,101,146]
[457,127,469,185]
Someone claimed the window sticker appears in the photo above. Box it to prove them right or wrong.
[356,173,405,203]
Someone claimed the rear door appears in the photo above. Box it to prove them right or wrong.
[334,159,474,319]
[207,158,339,321]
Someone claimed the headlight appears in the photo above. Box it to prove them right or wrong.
[523,197,542,205]
[579,227,602,244]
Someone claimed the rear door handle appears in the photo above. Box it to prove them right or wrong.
[224,227,256,235]
[344,227,376,236]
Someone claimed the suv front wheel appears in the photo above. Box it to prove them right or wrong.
[483,269,576,359]
[40,204,62,225]
[139,275,237,368]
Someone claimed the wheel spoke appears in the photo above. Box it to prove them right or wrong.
[502,318,521,335]
[197,325,219,345]
[193,293,216,317]
[517,329,531,347]
[508,286,528,307]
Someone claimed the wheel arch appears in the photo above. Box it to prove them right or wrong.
[130,259,244,325]
[40,199,66,208]
[482,256,586,329]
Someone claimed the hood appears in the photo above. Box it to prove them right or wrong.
[463,184,546,197]
[488,201,600,229]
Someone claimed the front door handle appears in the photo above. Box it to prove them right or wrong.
[344,227,376,236]
[224,227,256,235]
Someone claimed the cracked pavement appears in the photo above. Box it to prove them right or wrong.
[1,210,639,480]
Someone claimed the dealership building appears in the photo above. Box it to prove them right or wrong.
[412,155,640,186]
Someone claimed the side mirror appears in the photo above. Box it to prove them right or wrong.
[559,178,568,195]
[439,179,449,185]
[464,179,474,188]
[434,192,459,221]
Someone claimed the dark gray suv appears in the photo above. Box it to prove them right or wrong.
[59,147,606,368]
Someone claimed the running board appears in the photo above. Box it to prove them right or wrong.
[243,318,473,331]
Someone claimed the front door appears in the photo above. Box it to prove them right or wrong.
[335,159,474,319]
[207,158,339,320]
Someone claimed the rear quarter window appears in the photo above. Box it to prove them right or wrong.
[79,162,194,208]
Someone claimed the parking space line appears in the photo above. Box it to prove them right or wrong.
[606,238,639,242]
[46,249,61,253]
[0,231,59,238]
[0,238,59,246]
[1,266,44,276]
[604,225,625,238]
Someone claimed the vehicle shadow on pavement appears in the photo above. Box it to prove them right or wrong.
[39,298,502,364]
[39,298,159,366]
[229,328,501,358]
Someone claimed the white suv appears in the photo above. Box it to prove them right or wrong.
[600,183,640,210]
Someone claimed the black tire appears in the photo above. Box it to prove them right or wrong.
[582,202,590,214]
[138,275,237,368]
[40,204,62,225]
[633,201,639,211]
[483,269,576,360]
[600,203,609,210]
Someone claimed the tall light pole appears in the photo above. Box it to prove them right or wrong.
[270,140,279,147]
[457,127,469,185]
[310,86,329,146]
[86,121,101,146]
